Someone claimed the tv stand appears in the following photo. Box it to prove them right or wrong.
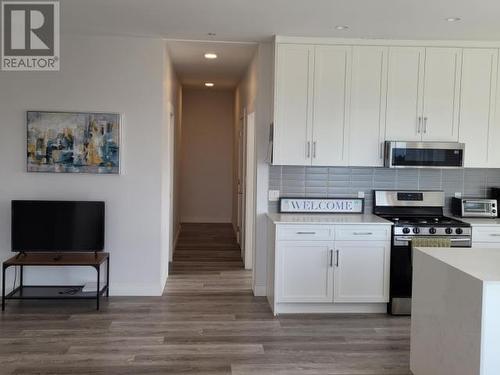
[2,252,109,311]
[15,251,27,260]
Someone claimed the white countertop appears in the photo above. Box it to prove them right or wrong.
[415,247,500,282]
[454,217,500,226]
[267,213,392,225]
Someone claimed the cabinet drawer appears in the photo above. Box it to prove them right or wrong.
[472,226,500,243]
[335,225,390,241]
[471,241,500,249]
[277,225,334,241]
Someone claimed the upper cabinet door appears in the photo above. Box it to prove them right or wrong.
[349,46,388,166]
[421,48,461,141]
[459,49,498,167]
[311,46,351,166]
[273,44,314,165]
[385,47,425,141]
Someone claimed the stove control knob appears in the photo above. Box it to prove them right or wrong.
[445,228,453,234]
[429,227,437,234]
[413,227,420,234]
[456,228,463,235]
[402,227,411,234]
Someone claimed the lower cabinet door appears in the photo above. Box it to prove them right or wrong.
[333,241,390,303]
[277,241,334,303]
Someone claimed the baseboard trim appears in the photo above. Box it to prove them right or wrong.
[275,303,387,314]
[253,282,267,296]
[181,217,232,223]
[110,283,163,296]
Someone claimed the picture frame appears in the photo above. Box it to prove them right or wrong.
[26,110,121,174]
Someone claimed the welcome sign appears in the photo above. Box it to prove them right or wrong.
[279,197,364,214]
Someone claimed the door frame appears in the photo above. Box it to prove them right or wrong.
[244,111,256,270]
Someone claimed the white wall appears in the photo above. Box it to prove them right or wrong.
[180,88,234,223]
[235,43,273,295]
[0,34,172,296]
[161,44,181,285]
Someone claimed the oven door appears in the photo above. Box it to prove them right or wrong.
[390,235,471,315]
[385,141,465,168]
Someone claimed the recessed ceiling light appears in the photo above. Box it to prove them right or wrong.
[205,82,215,87]
[335,25,349,30]
[446,17,461,22]
[204,52,218,59]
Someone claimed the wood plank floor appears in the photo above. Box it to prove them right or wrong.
[1,223,411,374]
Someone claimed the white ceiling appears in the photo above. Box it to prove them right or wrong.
[167,41,257,88]
[60,0,500,88]
[61,0,500,42]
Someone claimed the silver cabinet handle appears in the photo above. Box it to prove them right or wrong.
[306,141,311,158]
[329,249,333,267]
[417,116,422,133]
[312,141,317,158]
[296,231,316,235]
[335,250,340,267]
[490,233,500,237]
[423,117,428,133]
[353,232,373,235]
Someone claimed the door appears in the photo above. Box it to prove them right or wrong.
[277,241,334,303]
[273,44,314,165]
[459,49,498,167]
[349,46,388,166]
[421,48,461,141]
[311,45,350,166]
[333,241,390,303]
[385,47,425,141]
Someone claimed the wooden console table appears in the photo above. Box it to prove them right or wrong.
[2,252,109,311]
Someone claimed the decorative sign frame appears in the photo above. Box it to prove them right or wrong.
[279,197,365,214]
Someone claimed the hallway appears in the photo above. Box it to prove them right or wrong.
[167,223,252,293]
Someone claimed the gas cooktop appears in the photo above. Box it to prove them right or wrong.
[384,216,470,227]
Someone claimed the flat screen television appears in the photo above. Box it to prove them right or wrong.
[11,200,105,252]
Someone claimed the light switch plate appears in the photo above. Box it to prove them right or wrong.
[268,190,280,202]
[454,192,462,198]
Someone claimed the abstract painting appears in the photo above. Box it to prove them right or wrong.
[27,111,120,174]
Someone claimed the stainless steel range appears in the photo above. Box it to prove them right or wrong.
[373,190,472,315]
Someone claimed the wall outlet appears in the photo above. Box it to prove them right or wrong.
[268,190,280,202]
[454,192,462,198]
[357,191,365,198]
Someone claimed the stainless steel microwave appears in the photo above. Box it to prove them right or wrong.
[384,141,465,168]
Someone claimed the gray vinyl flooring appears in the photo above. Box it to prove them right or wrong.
[1,223,411,374]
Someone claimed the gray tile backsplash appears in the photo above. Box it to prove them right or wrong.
[269,166,500,214]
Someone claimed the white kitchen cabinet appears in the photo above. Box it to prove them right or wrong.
[268,217,392,314]
[472,225,500,246]
[349,46,388,166]
[385,47,425,141]
[333,241,390,303]
[273,44,314,165]
[459,49,499,167]
[273,44,350,166]
[421,48,461,141]
[385,47,461,142]
[312,45,351,166]
[276,240,334,303]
